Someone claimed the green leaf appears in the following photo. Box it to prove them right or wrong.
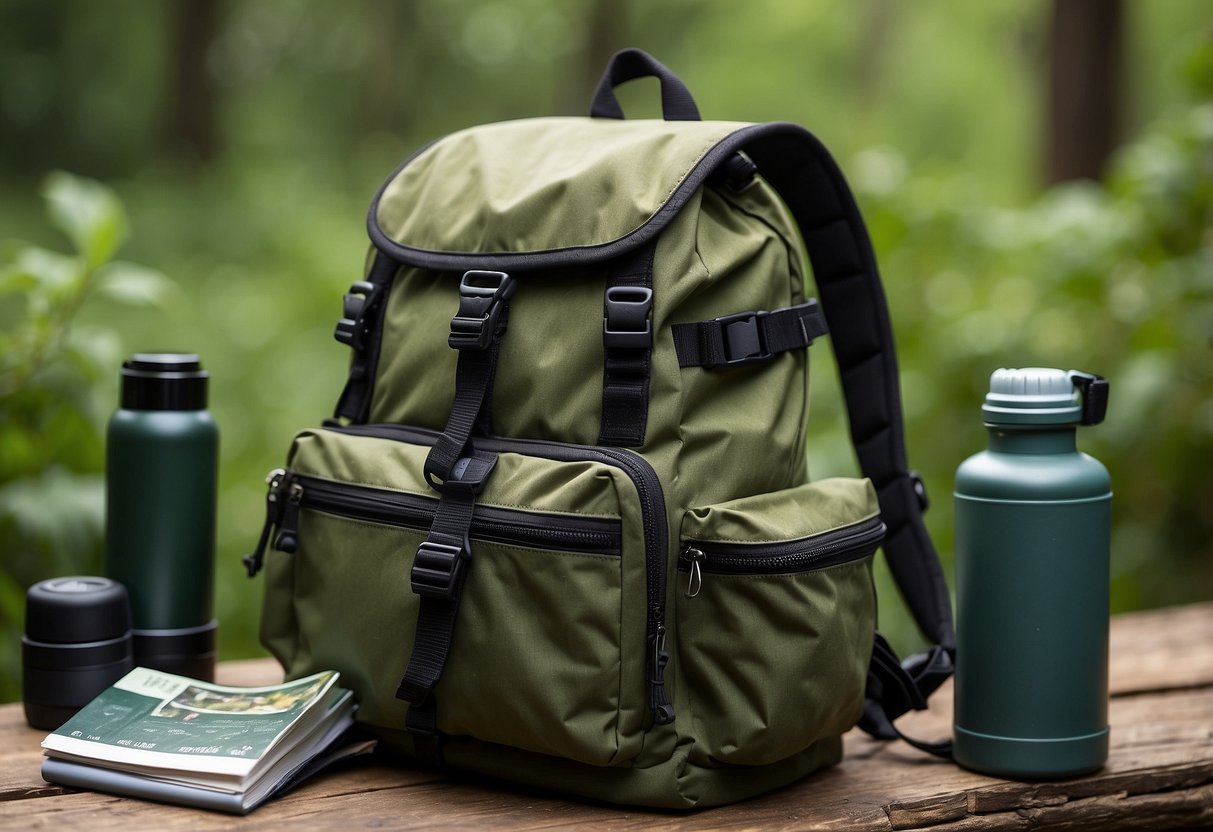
[64,326,123,381]
[0,266,39,296]
[95,261,177,308]
[0,467,104,574]
[4,246,81,298]
[41,171,128,270]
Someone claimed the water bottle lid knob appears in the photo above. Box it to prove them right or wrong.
[983,367,1106,426]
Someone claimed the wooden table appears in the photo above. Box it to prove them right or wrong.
[2,603,1210,830]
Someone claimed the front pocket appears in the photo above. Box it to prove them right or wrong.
[676,478,881,767]
[253,426,659,768]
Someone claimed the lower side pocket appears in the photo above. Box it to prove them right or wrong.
[677,477,880,766]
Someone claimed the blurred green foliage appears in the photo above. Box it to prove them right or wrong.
[845,101,1213,650]
[0,172,174,699]
[1,1,1210,696]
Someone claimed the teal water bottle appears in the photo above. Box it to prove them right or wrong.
[953,367,1111,778]
[105,354,218,680]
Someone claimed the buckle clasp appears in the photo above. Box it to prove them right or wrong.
[448,271,516,351]
[603,286,653,350]
[411,539,469,599]
[716,309,770,366]
[334,281,380,351]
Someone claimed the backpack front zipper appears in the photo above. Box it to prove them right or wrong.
[679,515,886,599]
[287,474,621,555]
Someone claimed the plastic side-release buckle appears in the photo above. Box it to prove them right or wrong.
[716,309,770,366]
[334,281,380,350]
[448,271,516,351]
[410,539,468,600]
[603,286,653,350]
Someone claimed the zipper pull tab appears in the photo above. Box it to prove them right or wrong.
[682,547,705,598]
[243,469,286,577]
[274,481,304,554]
[649,621,674,725]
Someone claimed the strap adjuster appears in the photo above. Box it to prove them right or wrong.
[334,281,380,350]
[603,286,653,350]
[411,539,469,600]
[449,271,516,351]
[717,310,770,366]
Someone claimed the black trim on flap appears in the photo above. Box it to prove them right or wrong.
[368,123,805,273]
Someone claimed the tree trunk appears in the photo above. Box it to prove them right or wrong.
[565,0,626,116]
[1046,0,1123,183]
[166,0,220,163]
[358,0,416,137]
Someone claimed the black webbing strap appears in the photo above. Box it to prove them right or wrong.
[396,450,498,766]
[742,131,955,655]
[738,130,955,744]
[423,271,515,487]
[590,48,702,122]
[331,251,398,424]
[397,270,514,765]
[599,243,656,447]
[671,299,828,369]
[858,633,954,757]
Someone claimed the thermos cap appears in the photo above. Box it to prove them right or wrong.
[120,353,208,411]
[983,367,1083,426]
[24,576,133,645]
[23,577,134,730]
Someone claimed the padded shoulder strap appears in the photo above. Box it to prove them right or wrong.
[740,128,956,656]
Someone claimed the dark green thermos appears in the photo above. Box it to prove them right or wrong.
[954,367,1111,778]
[105,354,218,680]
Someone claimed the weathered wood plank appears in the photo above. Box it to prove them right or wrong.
[0,716,70,802]
[1108,602,1213,695]
[4,686,1204,831]
[0,603,1208,830]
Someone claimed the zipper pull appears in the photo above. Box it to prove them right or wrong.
[649,621,674,725]
[273,480,304,554]
[682,547,705,598]
[243,469,286,577]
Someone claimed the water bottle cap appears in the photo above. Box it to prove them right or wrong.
[119,353,208,411]
[982,367,1082,426]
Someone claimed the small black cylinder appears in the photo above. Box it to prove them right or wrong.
[22,577,134,730]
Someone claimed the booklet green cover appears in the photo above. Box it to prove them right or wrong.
[40,667,364,814]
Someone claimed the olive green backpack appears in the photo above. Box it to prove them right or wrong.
[244,49,955,808]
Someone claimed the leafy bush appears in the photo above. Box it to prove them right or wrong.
[0,173,173,700]
[837,100,1213,651]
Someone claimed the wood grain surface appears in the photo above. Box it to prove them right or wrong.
[1,602,1209,830]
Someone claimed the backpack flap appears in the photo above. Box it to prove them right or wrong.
[369,117,750,270]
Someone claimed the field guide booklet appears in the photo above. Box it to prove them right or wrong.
[40,667,365,814]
